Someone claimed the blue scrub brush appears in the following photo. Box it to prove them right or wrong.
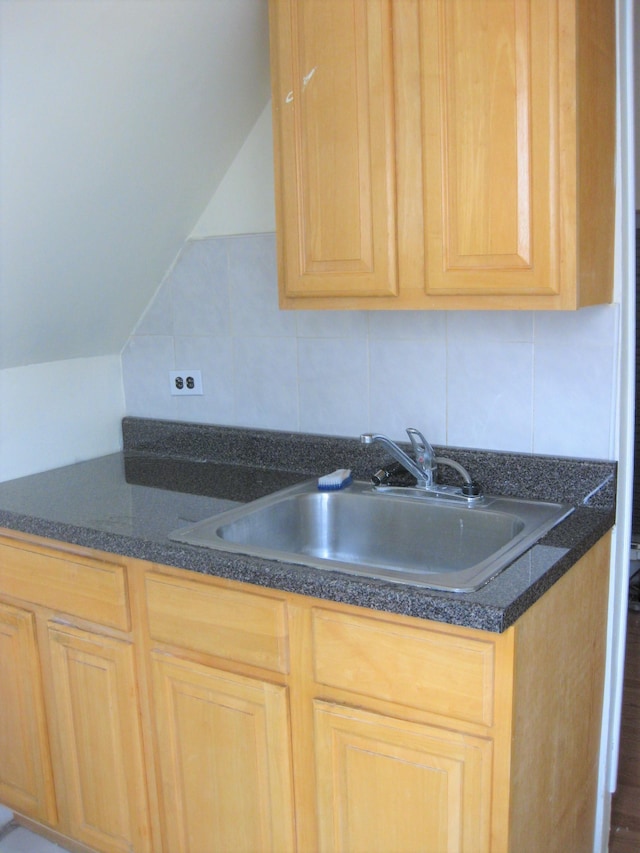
[317,469,353,491]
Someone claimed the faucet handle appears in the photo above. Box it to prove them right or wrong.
[406,428,435,471]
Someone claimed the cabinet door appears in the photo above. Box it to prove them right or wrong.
[314,700,492,853]
[0,602,56,824]
[47,623,151,853]
[420,0,614,307]
[151,652,295,853]
[270,0,397,301]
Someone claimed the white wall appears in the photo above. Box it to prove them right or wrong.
[0,356,125,482]
[0,1,269,482]
[192,104,276,238]
[0,1,270,371]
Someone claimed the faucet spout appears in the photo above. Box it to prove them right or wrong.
[360,428,436,488]
[360,427,482,501]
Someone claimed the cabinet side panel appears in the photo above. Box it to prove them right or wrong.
[508,533,611,851]
[575,0,615,305]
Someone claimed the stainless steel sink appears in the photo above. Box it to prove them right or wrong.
[169,480,573,592]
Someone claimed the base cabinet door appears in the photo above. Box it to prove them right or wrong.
[47,623,151,853]
[151,652,296,853]
[314,700,493,853]
[0,602,56,824]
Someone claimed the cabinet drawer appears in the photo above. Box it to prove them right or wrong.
[312,609,496,726]
[0,537,129,631]
[146,574,289,674]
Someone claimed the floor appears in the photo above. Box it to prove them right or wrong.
[0,826,70,853]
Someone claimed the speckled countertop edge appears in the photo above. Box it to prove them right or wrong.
[0,418,617,633]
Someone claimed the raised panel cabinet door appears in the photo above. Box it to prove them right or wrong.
[269,0,398,301]
[420,0,614,306]
[47,623,152,853]
[151,652,296,853]
[314,700,493,853]
[422,0,552,298]
[0,602,56,824]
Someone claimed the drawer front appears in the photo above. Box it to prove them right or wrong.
[312,609,496,726]
[0,537,129,631]
[146,574,289,674]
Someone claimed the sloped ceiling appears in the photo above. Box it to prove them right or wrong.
[0,0,271,370]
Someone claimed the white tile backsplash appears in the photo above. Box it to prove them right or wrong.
[295,309,369,338]
[368,309,447,341]
[229,234,296,338]
[171,238,231,337]
[233,336,298,430]
[122,335,177,420]
[447,310,534,343]
[121,234,619,459]
[173,335,235,424]
[534,303,619,345]
[298,337,369,435]
[447,341,534,452]
[368,338,447,443]
[533,341,617,457]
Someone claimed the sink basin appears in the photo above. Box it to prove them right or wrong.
[169,480,573,592]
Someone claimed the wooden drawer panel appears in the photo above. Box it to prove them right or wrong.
[312,609,496,726]
[146,574,289,674]
[0,538,129,631]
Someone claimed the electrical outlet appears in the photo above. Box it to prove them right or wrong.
[170,370,203,396]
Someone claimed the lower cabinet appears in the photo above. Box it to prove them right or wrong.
[47,624,151,853]
[145,570,296,853]
[0,528,612,853]
[0,601,56,825]
[0,533,153,853]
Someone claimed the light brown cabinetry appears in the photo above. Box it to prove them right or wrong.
[0,533,152,853]
[313,701,493,852]
[46,624,150,853]
[0,601,56,825]
[145,572,296,853]
[295,603,508,851]
[0,527,611,852]
[269,0,615,310]
[289,533,611,852]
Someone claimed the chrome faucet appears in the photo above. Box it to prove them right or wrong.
[360,428,482,501]
[360,428,437,488]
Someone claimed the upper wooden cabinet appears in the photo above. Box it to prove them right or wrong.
[269,0,616,310]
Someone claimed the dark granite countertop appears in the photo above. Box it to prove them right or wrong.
[0,418,617,633]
